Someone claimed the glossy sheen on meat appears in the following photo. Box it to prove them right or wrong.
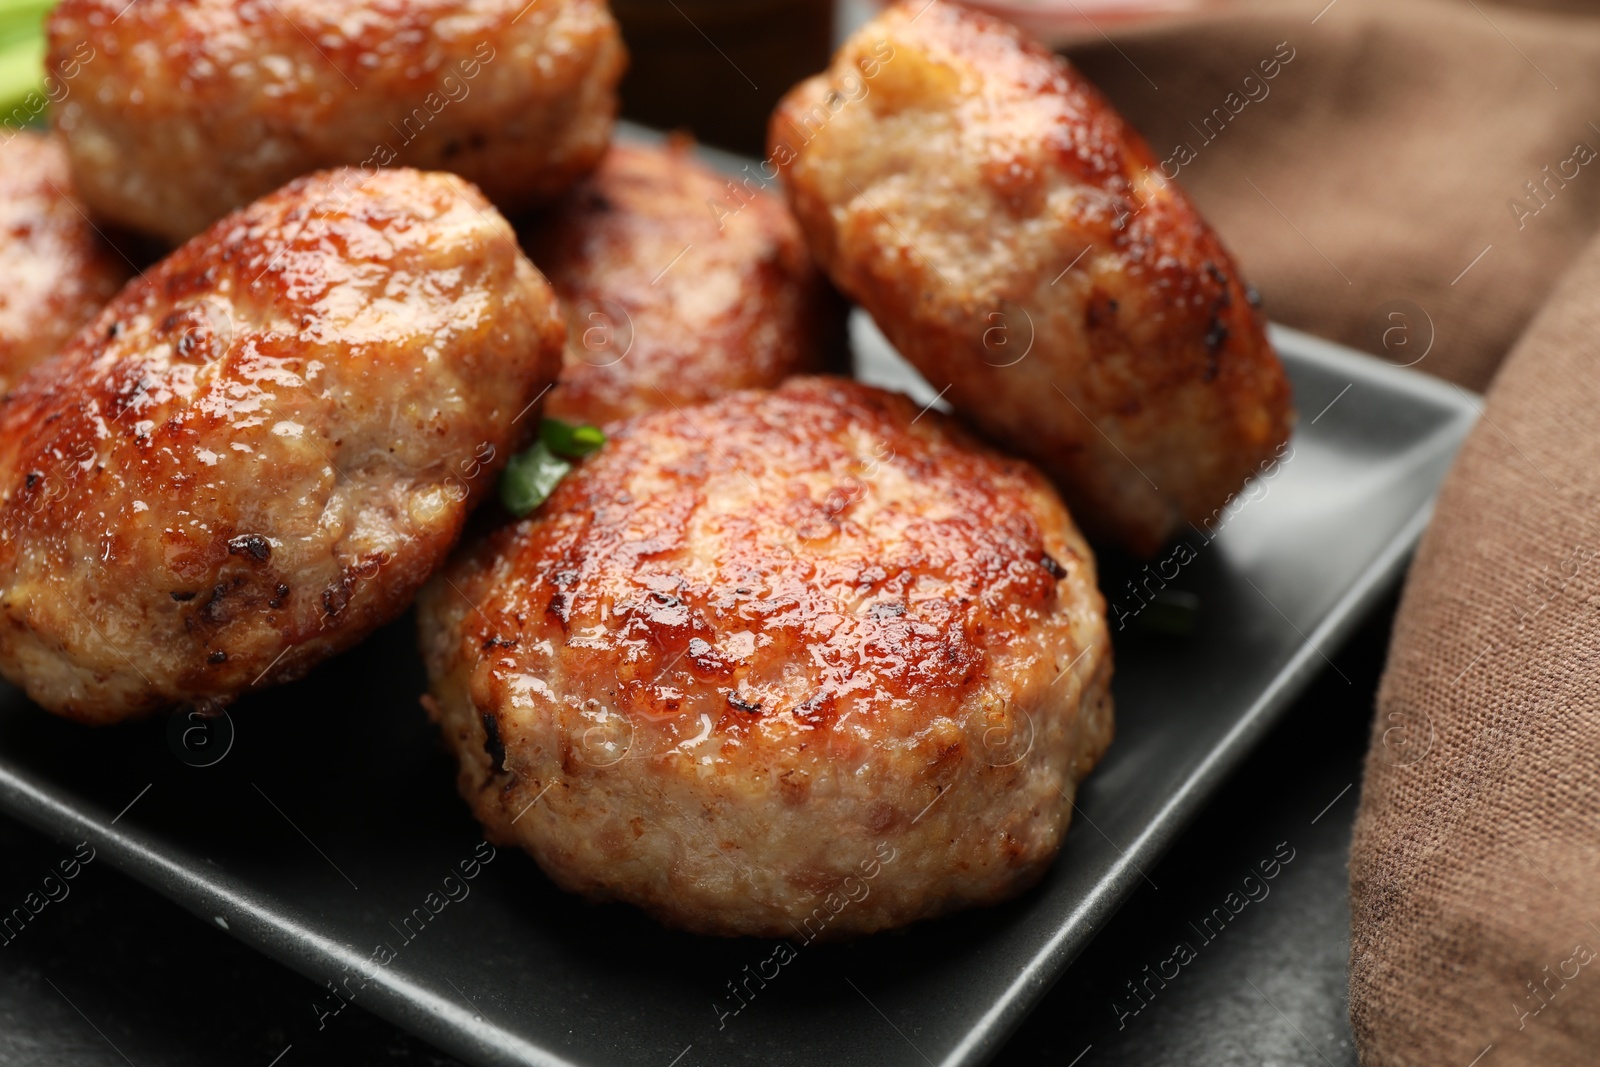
[0,168,565,723]
[418,378,1113,937]
[0,132,130,394]
[519,138,843,427]
[770,0,1293,555]
[48,0,626,243]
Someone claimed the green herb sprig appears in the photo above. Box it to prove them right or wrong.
[0,1,54,120]
[499,418,606,517]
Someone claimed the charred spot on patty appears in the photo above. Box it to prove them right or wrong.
[482,713,507,770]
[200,582,233,624]
[227,533,272,562]
[322,584,349,619]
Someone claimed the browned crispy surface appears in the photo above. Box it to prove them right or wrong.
[419,377,1113,936]
[771,0,1293,555]
[0,167,565,723]
[48,0,626,243]
[519,138,843,427]
[0,131,129,394]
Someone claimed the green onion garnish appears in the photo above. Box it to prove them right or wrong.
[540,417,606,459]
[499,419,606,516]
[0,2,52,119]
[499,444,569,516]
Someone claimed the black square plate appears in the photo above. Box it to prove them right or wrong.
[0,321,1474,1067]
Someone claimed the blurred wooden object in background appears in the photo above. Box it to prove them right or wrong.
[958,0,1207,42]
[612,0,835,155]
[836,0,1212,47]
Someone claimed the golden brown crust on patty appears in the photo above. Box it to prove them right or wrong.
[770,0,1293,556]
[0,167,565,723]
[0,132,130,394]
[419,377,1113,937]
[48,0,626,243]
[519,138,844,427]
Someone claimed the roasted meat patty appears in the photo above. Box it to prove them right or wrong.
[519,138,843,427]
[770,0,1293,555]
[0,131,130,394]
[48,0,626,242]
[0,167,565,723]
[418,377,1113,937]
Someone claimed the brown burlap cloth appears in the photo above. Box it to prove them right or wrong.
[1056,0,1600,1062]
